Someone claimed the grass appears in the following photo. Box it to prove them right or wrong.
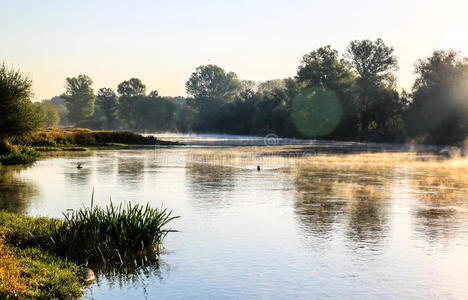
[12,127,179,148]
[2,127,178,165]
[0,212,83,299]
[33,146,90,152]
[52,199,179,262]
[0,145,41,165]
[0,198,178,298]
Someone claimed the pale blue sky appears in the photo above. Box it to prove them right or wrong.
[1,0,467,99]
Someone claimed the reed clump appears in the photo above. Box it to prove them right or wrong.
[52,200,179,262]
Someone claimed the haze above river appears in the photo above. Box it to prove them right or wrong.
[0,134,467,299]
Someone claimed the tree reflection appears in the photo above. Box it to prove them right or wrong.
[117,156,145,189]
[293,168,347,238]
[346,185,388,247]
[293,162,390,247]
[185,163,235,211]
[411,168,468,243]
[0,166,39,213]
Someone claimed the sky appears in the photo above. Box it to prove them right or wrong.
[1,0,467,100]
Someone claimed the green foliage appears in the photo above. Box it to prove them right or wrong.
[97,88,118,128]
[296,46,358,138]
[186,64,241,101]
[34,102,60,127]
[51,200,179,262]
[0,211,84,299]
[0,63,40,140]
[0,145,40,165]
[4,40,466,146]
[62,75,96,125]
[0,200,178,298]
[346,39,401,138]
[117,78,146,97]
[12,128,167,148]
[292,87,343,137]
[347,38,398,87]
[408,50,468,145]
[14,247,84,299]
[297,46,355,91]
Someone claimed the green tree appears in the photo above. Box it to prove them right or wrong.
[96,88,118,128]
[185,65,241,101]
[297,46,354,90]
[408,50,468,144]
[34,102,60,127]
[117,78,146,129]
[148,90,159,98]
[117,78,146,97]
[346,39,400,137]
[296,46,358,138]
[61,75,95,125]
[0,63,39,151]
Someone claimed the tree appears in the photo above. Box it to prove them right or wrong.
[347,38,398,87]
[260,79,283,91]
[96,88,118,128]
[148,90,159,98]
[0,63,40,149]
[297,46,354,91]
[61,75,95,124]
[34,102,60,127]
[408,50,468,144]
[296,46,358,138]
[185,65,241,101]
[117,78,146,97]
[346,39,400,137]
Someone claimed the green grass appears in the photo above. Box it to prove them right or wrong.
[34,146,90,152]
[12,127,179,148]
[0,198,178,298]
[0,212,83,299]
[52,199,179,262]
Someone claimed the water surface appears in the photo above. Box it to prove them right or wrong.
[0,136,467,299]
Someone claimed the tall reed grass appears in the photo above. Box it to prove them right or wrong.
[52,196,179,262]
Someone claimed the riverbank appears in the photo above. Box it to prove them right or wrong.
[0,200,177,299]
[0,212,84,299]
[0,127,179,165]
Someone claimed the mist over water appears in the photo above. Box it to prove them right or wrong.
[0,135,467,299]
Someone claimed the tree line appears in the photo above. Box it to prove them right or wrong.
[20,39,468,145]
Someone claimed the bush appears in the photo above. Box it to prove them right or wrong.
[0,146,40,165]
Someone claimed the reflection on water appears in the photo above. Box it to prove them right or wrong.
[87,249,168,299]
[0,166,39,213]
[0,145,467,299]
[186,163,236,211]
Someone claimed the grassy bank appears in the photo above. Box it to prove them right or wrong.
[0,201,178,299]
[0,212,83,299]
[12,127,178,149]
[0,127,178,165]
[0,145,41,165]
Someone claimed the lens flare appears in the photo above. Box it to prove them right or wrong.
[291,87,343,137]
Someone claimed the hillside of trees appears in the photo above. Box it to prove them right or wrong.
[37,39,468,145]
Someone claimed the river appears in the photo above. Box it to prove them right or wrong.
[0,134,467,299]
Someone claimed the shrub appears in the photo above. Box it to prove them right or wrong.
[0,146,40,165]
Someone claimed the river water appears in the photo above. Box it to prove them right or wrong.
[0,134,467,299]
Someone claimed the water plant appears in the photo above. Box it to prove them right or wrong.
[52,197,179,262]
